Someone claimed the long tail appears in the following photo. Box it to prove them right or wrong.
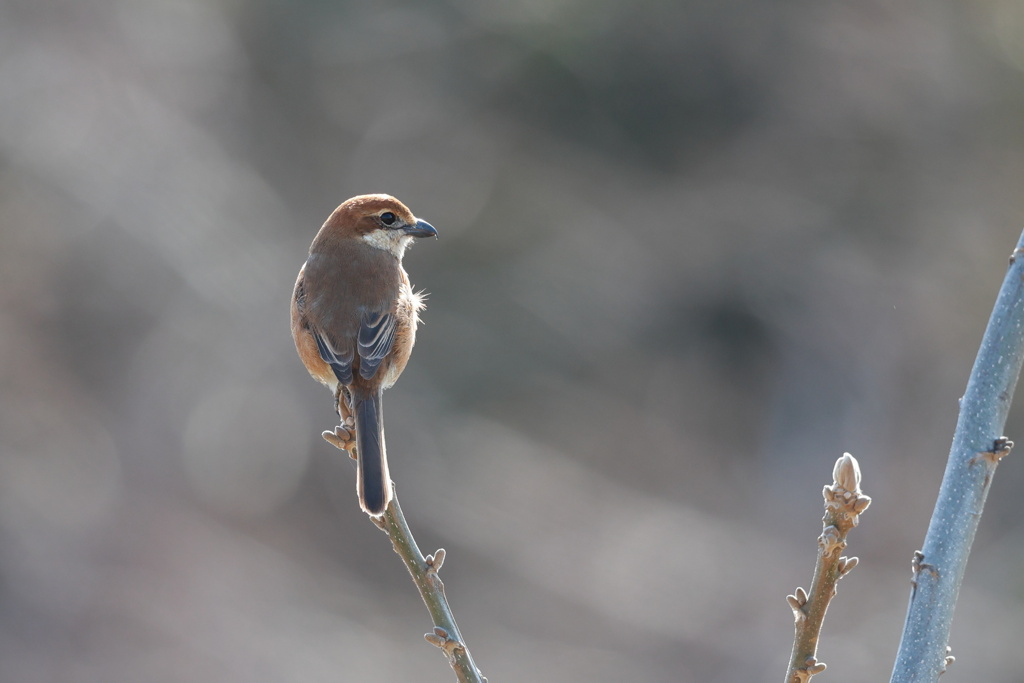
[352,390,391,515]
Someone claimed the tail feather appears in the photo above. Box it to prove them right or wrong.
[353,391,391,515]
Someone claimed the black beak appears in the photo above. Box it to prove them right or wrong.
[403,219,438,239]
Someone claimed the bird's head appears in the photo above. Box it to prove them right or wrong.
[323,194,437,259]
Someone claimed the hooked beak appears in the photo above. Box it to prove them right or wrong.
[403,219,438,239]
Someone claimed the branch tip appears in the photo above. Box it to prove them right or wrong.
[786,453,870,683]
[832,453,861,493]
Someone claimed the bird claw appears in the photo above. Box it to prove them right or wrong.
[322,420,357,458]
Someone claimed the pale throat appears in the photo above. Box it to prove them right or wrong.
[361,230,412,258]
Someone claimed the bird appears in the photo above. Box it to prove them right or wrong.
[291,194,437,515]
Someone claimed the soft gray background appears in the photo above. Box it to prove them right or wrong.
[3,1,1024,681]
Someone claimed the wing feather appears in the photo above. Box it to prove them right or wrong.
[357,310,398,380]
[312,328,354,385]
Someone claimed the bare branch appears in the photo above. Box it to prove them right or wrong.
[784,453,871,683]
[891,233,1024,683]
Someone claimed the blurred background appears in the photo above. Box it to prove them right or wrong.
[3,0,1024,681]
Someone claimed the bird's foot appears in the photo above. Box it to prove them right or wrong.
[334,386,353,421]
[322,416,357,459]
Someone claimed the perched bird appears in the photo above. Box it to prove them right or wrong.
[291,194,437,515]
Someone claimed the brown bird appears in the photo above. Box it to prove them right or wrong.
[291,194,437,515]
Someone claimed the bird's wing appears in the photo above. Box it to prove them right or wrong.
[312,328,355,385]
[357,309,398,380]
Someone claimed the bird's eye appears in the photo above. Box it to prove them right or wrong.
[380,212,397,226]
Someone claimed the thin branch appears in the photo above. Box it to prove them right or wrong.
[890,235,1024,683]
[377,493,486,683]
[323,429,486,682]
[784,453,871,683]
